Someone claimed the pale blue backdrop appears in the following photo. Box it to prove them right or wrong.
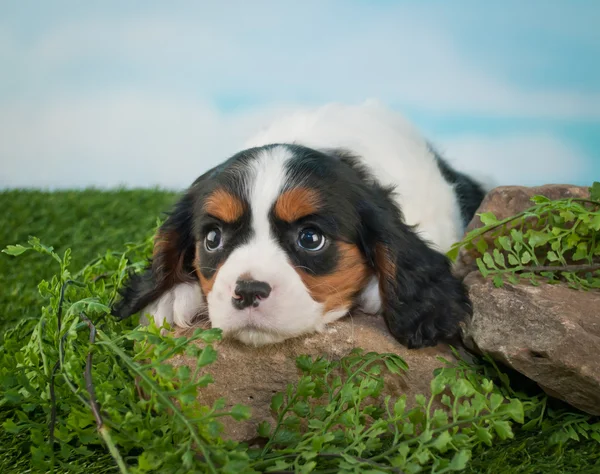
[0,1,598,189]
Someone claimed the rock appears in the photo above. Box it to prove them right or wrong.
[462,271,600,415]
[454,184,591,278]
[169,314,456,442]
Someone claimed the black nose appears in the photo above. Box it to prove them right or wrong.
[232,279,272,309]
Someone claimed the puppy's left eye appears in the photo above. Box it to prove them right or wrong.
[205,227,223,251]
[297,227,326,251]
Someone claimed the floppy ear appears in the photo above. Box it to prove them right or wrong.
[112,191,197,319]
[359,185,472,349]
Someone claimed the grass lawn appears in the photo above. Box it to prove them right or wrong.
[1,189,598,473]
[0,189,178,340]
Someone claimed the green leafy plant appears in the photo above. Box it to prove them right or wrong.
[1,237,251,473]
[252,350,525,473]
[447,182,600,289]
[1,236,529,473]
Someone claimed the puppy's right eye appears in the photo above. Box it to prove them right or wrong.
[205,227,223,251]
[297,227,326,251]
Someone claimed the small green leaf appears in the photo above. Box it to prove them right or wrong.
[451,379,475,398]
[176,365,191,381]
[138,451,163,470]
[2,244,29,256]
[271,392,284,413]
[441,394,452,407]
[230,404,251,421]
[257,421,271,437]
[591,215,600,231]
[479,212,499,226]
[448,449,471,471]
[521,251,532,265]
[2,418,20,434]
[476,258,490,277]
[431,430,452,452]
[197,328,222,343]
[430,376,446,396]
[483,253,496,269]
[476,238,489,255]
[560,210,576,222]
[493,248,506,267]
[402,422,414,435]
[296,355,313,372]
[489,393,504,411]
[182,450,194,469]
[527,230,550,248]
[510,228,524,243]
[476,427,494,446]
[547,251,559,262]
[446,245,460,262]
[196,345,217,368]
[298,461,317,474]
[481,379,494,393]
[393,397,407,418]
[530,195,551,204]
[498,398,524,423]
[493,275,504,287]
[296,376,316,397]
[497,236,512,251]
[292,400,310,417]
[493,420,514,440]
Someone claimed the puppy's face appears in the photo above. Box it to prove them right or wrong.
[191,145,370,344]
[114,144,472,349]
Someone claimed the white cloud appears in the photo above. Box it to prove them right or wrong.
[438,134,590,188]
[0,93,590,189]
[2,3,599,119]
[0,94,291,189]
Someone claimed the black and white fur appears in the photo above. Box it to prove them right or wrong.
[113,101,486,348]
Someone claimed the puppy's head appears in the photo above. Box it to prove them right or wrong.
[114,144,470,348]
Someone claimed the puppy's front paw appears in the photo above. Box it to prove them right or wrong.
[140,282,205,329]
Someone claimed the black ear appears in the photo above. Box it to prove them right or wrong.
[112,191,197,319]
[359,185,472,349]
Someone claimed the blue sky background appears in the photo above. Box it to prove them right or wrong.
[0,0,598,189]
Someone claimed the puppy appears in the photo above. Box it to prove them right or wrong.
[113,102,486,348]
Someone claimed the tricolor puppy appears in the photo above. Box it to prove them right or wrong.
[113,102,486,348]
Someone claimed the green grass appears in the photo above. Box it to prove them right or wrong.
[0,189,178,340]
[1,189,598,473]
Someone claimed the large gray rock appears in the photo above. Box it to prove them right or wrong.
[462,272,600,415]
[458,183,599,415]
[169,314,455,441]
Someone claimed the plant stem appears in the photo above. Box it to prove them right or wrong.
[79,314,130,472]
[99,426,130,474]
[520,264,600,274]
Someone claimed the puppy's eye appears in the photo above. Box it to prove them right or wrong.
[297,227,326,251]
[205,227,223,251]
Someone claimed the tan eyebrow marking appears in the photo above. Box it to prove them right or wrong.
[203,188,245,223]
[274,187,322,222]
